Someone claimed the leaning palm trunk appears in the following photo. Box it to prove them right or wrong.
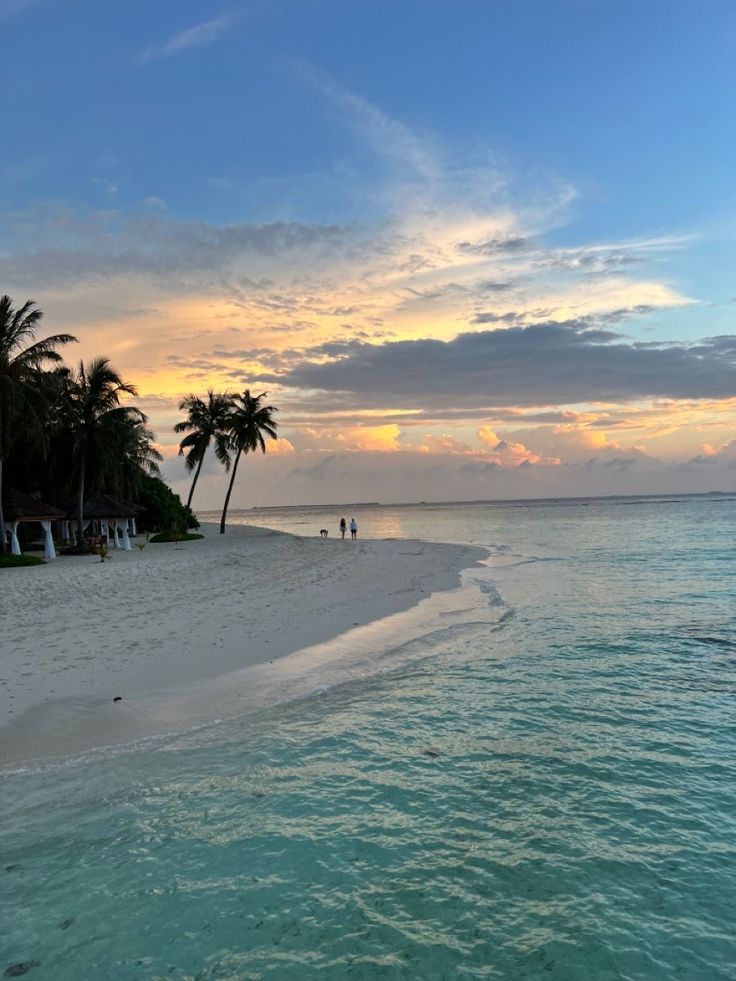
[0,454,5,555]
[76,448,86,549]
[186,452,206,512]
[219,449,242,534]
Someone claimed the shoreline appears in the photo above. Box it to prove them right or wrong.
[1,523,487,767]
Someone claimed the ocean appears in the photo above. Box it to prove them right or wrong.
[3,495,736,980]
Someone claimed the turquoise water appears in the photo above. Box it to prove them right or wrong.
[3,496,736,980]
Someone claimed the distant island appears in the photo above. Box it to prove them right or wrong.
[250,502,381,510]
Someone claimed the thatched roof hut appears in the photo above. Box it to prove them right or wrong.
[67,494,138,521]
[2,489,67,559]
[63,494,138,550]
[3,489,67,522]
[119,499,145,534]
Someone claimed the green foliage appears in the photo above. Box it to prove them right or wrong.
[1,296,275,553]
[174,389,233,523]
[0,294,77,553]
[227,390,279,454]
[136,473,196,532]
[175,391,233,472]
[0,553,45,568]
[2,298,165,549]
[148,531,204,543]
[219,390,278,535]
[64,357,157,546]
[0,295,76,460]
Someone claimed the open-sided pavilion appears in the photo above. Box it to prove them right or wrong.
[2,489,67,559]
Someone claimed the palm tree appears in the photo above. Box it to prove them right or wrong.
[113,417,164,500]
[219,390,278,534]
[0,296,76,552]
[174,390,233,515]
[67,358,143,548]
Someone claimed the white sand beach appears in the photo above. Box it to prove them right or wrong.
[0,523,484,765]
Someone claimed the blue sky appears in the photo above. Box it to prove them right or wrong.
[2,0,735,503]
[4,0,734,230]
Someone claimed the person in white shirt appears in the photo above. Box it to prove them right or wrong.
[350,518,358,540]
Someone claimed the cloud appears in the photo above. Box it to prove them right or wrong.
[164,439,736,510]
[417,434,473,455]
[458,460,500,475]
[271,321,736,409]
[92,177,119,195]
[485,422,661,470]
[456,236,531,256]
[0,210,346,288]
[142,196,167,211]
[292,61,438,181]
[1,73,728,498]
[688,438,736,467]
[290,423,403,454]
[413,429,558,467]
[289,454,340,480]
[139,13,233,63]
[0,194,691,366]
[476,426,560,466]
[265,436,295,455]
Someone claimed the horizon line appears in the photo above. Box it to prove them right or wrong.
[196,489,736,512]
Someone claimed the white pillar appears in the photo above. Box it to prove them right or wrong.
[40,520,56,560]
[111,520,120,548]
[131,517,137,536]
[100,519,108,543]
[62,520,70,541]
[121,519,131,550]
[9,520,21,556]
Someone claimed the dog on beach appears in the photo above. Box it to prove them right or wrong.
[319,529,329,538]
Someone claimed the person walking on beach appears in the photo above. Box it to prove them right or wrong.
[350,517,358,540]
[339,517,347,539]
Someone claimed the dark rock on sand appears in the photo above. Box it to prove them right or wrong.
[4,962,40,978]
[113,696,122,702]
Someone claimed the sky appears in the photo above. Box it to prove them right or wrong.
[2,0,735,507]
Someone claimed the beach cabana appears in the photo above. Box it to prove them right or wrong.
[2,489,67,559]
[119,499,145,536]
[64,494,138,550]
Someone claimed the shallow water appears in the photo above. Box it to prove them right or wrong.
[3,496,736,979]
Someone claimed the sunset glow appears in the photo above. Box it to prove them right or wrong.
[3,1,734,506]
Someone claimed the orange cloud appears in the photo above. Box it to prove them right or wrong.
[416,426,560,466]
[477,427,560,466]
[294,423,402,453]
[417,434,473,454]
[265,437,296,455]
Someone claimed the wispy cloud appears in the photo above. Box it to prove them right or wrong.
[291,61,439,181]
[139,13,234,63]
[92,177,119,195]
